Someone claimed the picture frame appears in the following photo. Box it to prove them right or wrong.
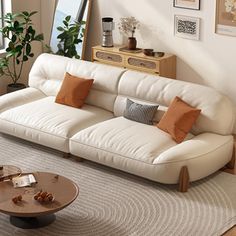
[174,15,201,40]
[215,0,236,37]
[173,0,200,10]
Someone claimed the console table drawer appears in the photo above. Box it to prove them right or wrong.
[125,57,159,73]
[93,50,123,66]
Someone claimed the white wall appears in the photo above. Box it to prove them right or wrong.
[40,0,56,45]
[85,0,236,132]
[0,0,42,95]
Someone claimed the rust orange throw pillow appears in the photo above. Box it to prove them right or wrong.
[157,97,201,143]
[55,72,94,108]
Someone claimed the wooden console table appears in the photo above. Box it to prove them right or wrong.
[92,45,176,79]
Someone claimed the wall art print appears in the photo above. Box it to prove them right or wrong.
[215,0,236,36]
[173,0,200,10]
[174,15,200,40]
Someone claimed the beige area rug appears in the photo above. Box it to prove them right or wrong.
[0,134,236,236]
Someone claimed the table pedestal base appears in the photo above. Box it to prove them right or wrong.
[10,214,56,229]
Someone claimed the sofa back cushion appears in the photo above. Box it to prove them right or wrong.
[29,53,126,112]
[114,70,235,135]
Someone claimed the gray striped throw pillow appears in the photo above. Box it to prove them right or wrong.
[123,99,159,125]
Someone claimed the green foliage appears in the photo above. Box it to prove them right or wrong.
[55,15,85,59]
[0,11,44,84]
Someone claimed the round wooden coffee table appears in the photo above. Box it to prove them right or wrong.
[0,172,79,229]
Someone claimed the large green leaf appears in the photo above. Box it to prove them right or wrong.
[74,38,82,44]
[25,33,30,41]
[57,27,64,32]
[8,42,14,49]
[11,34,17,43]
[15,45,23,52]
[26,44,31,55]
[22,11,29,17]
[65,16,71,22]
[13,21,20,29]
[12,13,21,18]
[5,47,11,52]
[23,55,28,61]
[27,25,34,33]
[63,21,68,27]
[34,34,44,41]
[16,28,24,34]
[57,32,67,40]
[29,11,38,17]
[17,50,22,58]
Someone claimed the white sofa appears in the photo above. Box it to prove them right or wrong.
[0,53,235,191]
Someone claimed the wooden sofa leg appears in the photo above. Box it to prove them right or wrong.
[69,154,84,162]
[63,153,71,159]
[226,146,235,169]
[76,156,84,162]
[178,166,189,193]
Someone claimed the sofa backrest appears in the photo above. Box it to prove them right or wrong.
[29,53,126,112]
[114,70,235,135]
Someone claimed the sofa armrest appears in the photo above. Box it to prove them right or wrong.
[0,87,46,113]
[153,133,233,181]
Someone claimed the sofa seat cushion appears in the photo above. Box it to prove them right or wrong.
[70,117,233,184]
[0,97,113,152]
[0,87,46,113]
[70,117,181,164]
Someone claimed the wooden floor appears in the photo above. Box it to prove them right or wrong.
[222,157,236,236]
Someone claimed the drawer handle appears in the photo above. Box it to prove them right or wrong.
[107,56,112,60]
[140,62,145,67]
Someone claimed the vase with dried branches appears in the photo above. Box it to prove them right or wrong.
[119,16,140,50]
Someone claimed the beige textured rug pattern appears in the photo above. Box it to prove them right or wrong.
[0,134,236,236]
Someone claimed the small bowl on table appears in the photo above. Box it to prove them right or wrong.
[153,52,165,57]
[143,49,154,56]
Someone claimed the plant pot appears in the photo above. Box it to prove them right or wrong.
[128,37,137,50]
[7,83,26,93]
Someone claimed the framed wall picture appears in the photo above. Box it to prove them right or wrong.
[173,0,200,10]
[215,0,236,37]
[174,15,200,40]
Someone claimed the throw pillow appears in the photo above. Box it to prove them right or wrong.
[55,72,94,108]
[124,98,159,125]
[157,96,201,143]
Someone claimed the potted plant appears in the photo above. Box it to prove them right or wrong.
[119,16,140,50]
[0,11,44,93]
[54,15,85,59]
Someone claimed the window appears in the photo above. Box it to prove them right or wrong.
[50,0,90,59]
[0,0,4,49]
[0,0,12,51]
